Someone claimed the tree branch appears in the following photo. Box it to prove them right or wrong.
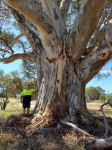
[77,47,112,83]
[69,0,106,61]
[10,8,44,55]
[10,9,44,88]
[4,0,54,37]
[41,0,67,40]
[0,38,14,54]
[85,136,112,149]
[0,48,11,54]
[4,0,63,59]
[0,52,38,64]
[60,119,112,149]
[0,8,9,13]
[60,0,71,21]
[76,24,112,83]
[10,33,25,46]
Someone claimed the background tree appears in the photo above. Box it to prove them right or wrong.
[9,71,23,97]
[86,86,105,101]
[0,70,22,97]
[1,0,112,125]
[105,93,112,101]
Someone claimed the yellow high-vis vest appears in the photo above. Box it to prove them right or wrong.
[21,89,35,96]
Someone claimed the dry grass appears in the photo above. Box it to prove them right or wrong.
[87,100,112,118]
[0,98,36,118]
[0,98,112,120]
[0,98,112,119]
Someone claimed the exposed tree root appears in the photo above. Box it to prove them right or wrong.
[85,136,112,150]
[60,119,90,136]
[60,119,112,150]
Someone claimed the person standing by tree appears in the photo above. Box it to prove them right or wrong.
[21,83,35,115]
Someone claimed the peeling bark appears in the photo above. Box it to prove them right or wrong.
[41,0,67,40]
[60,0,71,20]
[70,0,106,61]
[33,56,89,123]
[76,24,112,83]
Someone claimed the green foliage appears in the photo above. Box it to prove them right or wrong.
[86,86,112,102]
[86,86,105,101]
[99,93,106,101]
[0,70,23,97]
[105,93,112,101]
[0,111,13,118]
[95,87,105,94]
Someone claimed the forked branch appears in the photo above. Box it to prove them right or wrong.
[99,100,112,138]
[69,0,106,61]
[76,24,112,83]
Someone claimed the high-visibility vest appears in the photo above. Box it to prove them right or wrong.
[21,89,35,96]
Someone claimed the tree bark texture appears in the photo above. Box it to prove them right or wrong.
[33,52,91,123]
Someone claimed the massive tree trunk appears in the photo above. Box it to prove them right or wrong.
[4,0,112,125]
[33,51,90,124]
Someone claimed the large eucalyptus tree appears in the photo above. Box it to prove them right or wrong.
[2,0,112,124]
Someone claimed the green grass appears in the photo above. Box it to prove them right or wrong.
[0,98,36,118]
[0,110,16,118]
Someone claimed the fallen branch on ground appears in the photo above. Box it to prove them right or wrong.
[85,136,112,150]
[60,119,112,149]
[60,119,90,136]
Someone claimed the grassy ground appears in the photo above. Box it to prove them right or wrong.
[87,100,112,118]
[0,98,111,118]
[0,98,36,118]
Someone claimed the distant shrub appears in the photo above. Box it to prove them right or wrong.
[86,86,105,101]
[99,93,106,101]
[105,93,112,101]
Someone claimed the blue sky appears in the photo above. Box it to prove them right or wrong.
[87,75,112,93]
[0,60,22,74]
[86,60,112,93]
